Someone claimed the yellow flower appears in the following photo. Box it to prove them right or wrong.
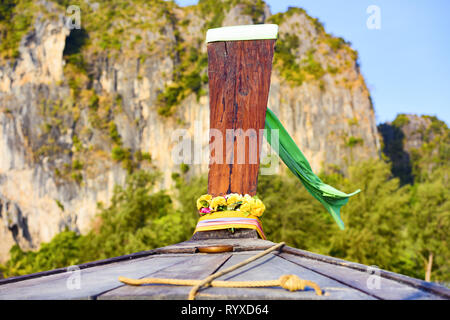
[242,194,253,205]
[250,199,265,217]
[226,193,242,206]
[239,197,265,217]
[196,194,212,210]
[239,202,252,214]
[210,196,227,211]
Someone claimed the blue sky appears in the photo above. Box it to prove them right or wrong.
[175,0,450,125]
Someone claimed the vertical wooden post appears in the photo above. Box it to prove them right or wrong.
[192,25,277,240]
[207,27,276,197]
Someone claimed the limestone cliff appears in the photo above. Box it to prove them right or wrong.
[379,114,449,185]
[0,0,380,261]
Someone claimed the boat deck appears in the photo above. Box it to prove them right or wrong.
[0,239,448,300]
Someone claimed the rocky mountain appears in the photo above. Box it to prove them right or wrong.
[379,114,449,185]
[0,0,380,262]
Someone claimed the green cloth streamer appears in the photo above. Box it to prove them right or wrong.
[264,108,360,230]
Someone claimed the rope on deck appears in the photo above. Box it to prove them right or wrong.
[118,242,323,299]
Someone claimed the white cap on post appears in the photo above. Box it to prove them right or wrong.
[206,24,278,43]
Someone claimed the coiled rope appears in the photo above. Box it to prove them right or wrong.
[118,242,323,299]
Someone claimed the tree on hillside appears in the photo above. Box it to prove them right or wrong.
[408,167,449,282]
[325,160,414,275]
[1,169,195,276]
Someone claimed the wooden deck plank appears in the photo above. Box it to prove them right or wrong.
[191,229,260,240]
[281,246,450,300]
[0,248,159,286]
[98,253,232,300]
[278,253,443,300]
[98,251,374,300]
[155,238,276,253]
[0,255,191,300]
[2,239,447,300]
[193,252,375,300]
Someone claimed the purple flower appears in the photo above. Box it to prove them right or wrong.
[199,207,211,215]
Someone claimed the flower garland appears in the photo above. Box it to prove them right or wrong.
[196,193,265,218]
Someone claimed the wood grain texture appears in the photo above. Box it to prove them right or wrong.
[98,254,232,300]
[281,245,450,299]
[0,248,158,286]
[278,253,444,300]
[193,252,375,300]
[0,255,188,300]
[207,39,275,196]
[157,238,276,253]
[2,238,447,300]
[191,229,259,240]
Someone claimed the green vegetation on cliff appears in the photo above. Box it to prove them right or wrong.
[268,6,358,88]
[0,0,34,60]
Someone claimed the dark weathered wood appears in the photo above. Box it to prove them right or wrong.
[0,247,159,286]
[98,252,375,300]
[157,238,276,253]
[0,255,190,300]
[1,238,447,300]
[98,253,232,300]
[193,252,375,300]
[191,229,259,240]
[278,253,443,300]
[207,39,276,197]
[281,245,450,299]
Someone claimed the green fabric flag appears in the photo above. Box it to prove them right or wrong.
[264,108,360,230]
